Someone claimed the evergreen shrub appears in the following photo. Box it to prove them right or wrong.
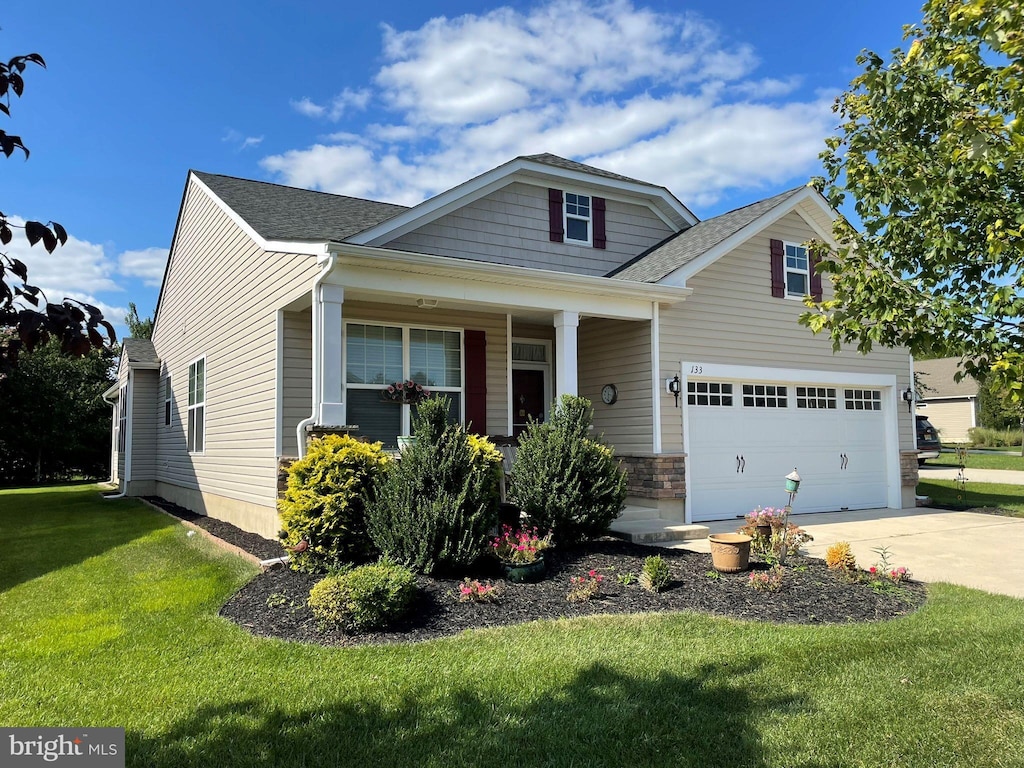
[509,395,627,545]
[366,396,503,575]
[307,558,416,632]
[278,434,390,572]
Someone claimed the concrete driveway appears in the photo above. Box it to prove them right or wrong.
[670,507,1024,599]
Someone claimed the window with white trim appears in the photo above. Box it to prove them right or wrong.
[164,374,172,426]
[345,323,463,448]
[796,386,837,410]
[844,388,882,411]
[564,192,591,244]
[117,384,128,452]
[188,357,205,453]
[742,384,788,408]
[687,381,733,406]
[785,243,809,297]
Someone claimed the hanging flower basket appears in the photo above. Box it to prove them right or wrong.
[381,380,430,405]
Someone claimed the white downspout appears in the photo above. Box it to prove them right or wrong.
[106,373,132,500]
[101,389,121,492]
[295,252,337,458]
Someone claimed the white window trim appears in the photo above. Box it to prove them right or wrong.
[783,241,810,300]
[563,190,593,246]
[117,383,128,452]
[164,373,172,427]
[187,355,206,455]
[343,320,466,436]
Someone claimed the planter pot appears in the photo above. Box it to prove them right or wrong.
[501,556,546,583]
[708,533,752,573]
[396,435,418,452]
[755,523,772,540]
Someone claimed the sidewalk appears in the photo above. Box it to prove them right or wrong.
[667,506,1024,599]
[919,465,1024,485]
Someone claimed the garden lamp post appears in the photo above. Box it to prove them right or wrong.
[779,468,801,564]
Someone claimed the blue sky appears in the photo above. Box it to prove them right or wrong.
[4,0,924,337]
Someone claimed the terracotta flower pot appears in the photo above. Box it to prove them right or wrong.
[708,533,752,573]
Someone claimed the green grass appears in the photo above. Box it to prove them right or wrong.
[2,486,1024,767]
[918,479,1024,517]
[930,451,1024,471]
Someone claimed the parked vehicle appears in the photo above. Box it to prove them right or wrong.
[916,414,941,465]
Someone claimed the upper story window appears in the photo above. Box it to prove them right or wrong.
[164,374,172,426]
[564,193,591,244]
[785,243,809,297]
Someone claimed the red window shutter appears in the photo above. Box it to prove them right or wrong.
[810,252,823,301]
[770,239,785,298]
[548,188,564,243]
[593,196,606,249]
[464,329,487,435]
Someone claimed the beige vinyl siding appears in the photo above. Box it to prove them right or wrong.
[281,310,312,457]
[341,300,510,437]
[383,182,675,277]
[658,210,914,453]
[129,368,159,489]
[921,399,976,443]
[151,178,319,534]
[578,317,653,453]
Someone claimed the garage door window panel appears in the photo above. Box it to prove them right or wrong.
[797,386,837,410]
[742,384,788,408]
[687,381,733,406]
[845,389,882,411]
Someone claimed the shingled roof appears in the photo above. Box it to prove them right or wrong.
[122,338,159,366]
[193,171,408,243]
[608,186,806,283]
[915,357,980,399]
[521,153,658,187]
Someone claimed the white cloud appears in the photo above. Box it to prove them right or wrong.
[222,128,264,152]
[118,247,169,287]
[290,88,371,121]
[262,0,834,208]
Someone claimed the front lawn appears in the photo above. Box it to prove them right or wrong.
[918,479,1024,517]
[2,486,1023,768]
[930,451,1024,471]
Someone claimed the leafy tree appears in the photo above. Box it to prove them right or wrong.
[0,336,117,484]
[1,49,115,373]
[803,0,1024,395]
[125,302,153,340]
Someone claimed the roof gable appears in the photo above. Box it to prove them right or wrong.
[610,186,836,285]
[915,357,980,398]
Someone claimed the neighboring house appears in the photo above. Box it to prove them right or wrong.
[914,357,980,443]
[105,153,919,538]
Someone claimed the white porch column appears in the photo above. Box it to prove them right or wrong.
[318,283,345,425]
[553,310,579,398]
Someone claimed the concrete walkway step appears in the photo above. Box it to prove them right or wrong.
[616,505,666,523]
[609,518,710,544]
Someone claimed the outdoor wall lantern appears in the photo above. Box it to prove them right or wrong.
[666,375,682,407]
[902,386,915,413]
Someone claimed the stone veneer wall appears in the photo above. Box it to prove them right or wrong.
[899,450,920,487]
[618,453,686,499]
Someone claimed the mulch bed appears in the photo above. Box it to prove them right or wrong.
[142,496,286,561]
[219,538,927,648]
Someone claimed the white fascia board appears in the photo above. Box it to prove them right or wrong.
[919,395,978,402]
[349,158,697,247]
[327,242,691,320]
[102,381,121,400]
[659,187,838,287]
[126,362,162,370]
[682,360,898,387]
[188,173,326,257]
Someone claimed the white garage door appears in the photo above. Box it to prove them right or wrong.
[686,379,890,522]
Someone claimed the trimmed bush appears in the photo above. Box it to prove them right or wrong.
[967,426,1023,448]
[366,397,502,575]
[825,541,857,573]
[278,434,390,572]
[639,555,671,593]
[307,558,416,632]
[509,395,627,545]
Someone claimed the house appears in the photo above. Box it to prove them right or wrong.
[105,153,919,539]
[914,357,980,443]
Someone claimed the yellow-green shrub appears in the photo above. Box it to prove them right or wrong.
[825,541,857,573]
[279,434,390,572]
[307,559,416,632]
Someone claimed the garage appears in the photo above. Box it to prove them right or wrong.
[684,367,896,523]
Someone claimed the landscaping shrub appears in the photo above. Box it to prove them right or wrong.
[509,395,627,545]
[825,541,857,573]
[639,555,671,593]
[968,426,1023,448]
[366,396,502,575]
[278,434,390,571]
[307,558,416,632]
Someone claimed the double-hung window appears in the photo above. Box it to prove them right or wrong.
[345,323,463,448]
[564,192,592,244]
[117,384,128,452]
[188,357,205,453]
[784,243,810,297]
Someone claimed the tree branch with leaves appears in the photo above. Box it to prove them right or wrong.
[802,0,1024,396]
[1,50,115,373]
